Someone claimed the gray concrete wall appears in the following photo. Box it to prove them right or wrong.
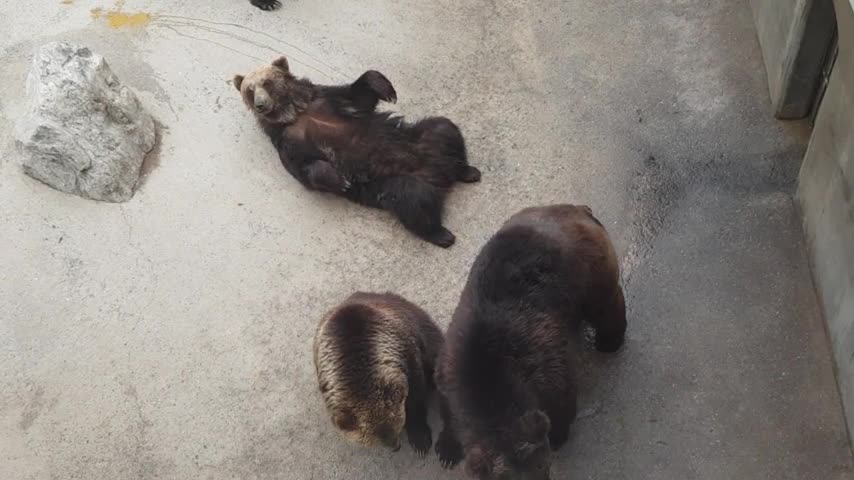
[798,0,854,443]
[751,0,836,118]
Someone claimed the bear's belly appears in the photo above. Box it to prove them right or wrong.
[286,113,438,184]
[284,113,350,143]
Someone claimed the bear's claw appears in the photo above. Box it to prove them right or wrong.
[407,425,432,457]
[435,429,463,469]
[251,0,282,11]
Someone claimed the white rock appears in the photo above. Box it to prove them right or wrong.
[15,42,156,202]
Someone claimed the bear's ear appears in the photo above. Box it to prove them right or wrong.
[233,75,244,92]
[332,408,358,431]
[465,445,493,478]
[272,56,290,72]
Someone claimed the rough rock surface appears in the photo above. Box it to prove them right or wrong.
[15,42,155,202]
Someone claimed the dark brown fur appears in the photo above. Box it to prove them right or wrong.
[234,57,481,248]
[434,205,626,479]
[313,292,445,455]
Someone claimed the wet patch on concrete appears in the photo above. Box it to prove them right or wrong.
[18,384,46,431]
[620,152,685,283]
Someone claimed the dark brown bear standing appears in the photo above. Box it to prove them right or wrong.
[313,292,446,455]
[233,56,481,248]
[249,0,281,11]
[434,204,627,479]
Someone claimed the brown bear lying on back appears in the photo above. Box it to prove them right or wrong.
[434,204,627,479]
[234,56,481,247]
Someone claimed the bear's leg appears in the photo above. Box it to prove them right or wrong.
[405,367,433,456]
[316,71,397,117]
[351,71,397,105]
[456,164,482,183]
[543,390,576,450]
[414,117,481,184]
[303,161,350,193]
[249,0,281,10]
[379,177,455,248]
[435,394,464,468]
[586,286,627,353]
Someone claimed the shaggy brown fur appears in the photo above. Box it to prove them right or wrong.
[434,204,626,479]
[234,56,481,248]
[314,292,445,455]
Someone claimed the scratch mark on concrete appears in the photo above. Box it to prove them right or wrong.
[89,5,345,80]
[157,14,347,80]
[158,25,267,62]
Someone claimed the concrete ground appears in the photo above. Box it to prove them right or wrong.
[1,0,852,479]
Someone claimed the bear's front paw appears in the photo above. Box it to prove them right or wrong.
[458,165,481,183]
[407,424,432,457]
[361,71,397,104]
[595,334,624,353]
[435,429,463,469]
[425,228,456,248]
[250,0,281,11]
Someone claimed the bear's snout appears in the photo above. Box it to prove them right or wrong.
[253,88,274,114]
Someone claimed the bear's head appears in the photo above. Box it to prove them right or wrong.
[465,410,553,480]
[233,56,313,124]
[328,372,408,451]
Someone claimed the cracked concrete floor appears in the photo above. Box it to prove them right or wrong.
[1,0,853,479]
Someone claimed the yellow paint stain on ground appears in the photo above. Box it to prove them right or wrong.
[90,0,152,29]
[60,0,74,5]
[104,11,151,28]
